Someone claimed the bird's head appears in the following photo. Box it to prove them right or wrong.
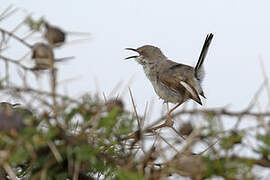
[125,45,166,65]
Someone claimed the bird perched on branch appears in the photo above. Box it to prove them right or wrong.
[32,42,54,70]
[125,34,214,128]
[0,28,73,70]
[0,102,32,133]
[44,22,66,47]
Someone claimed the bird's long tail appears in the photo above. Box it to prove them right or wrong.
[194,33,214,80]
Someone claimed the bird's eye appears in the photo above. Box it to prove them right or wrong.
[140,50,148,57]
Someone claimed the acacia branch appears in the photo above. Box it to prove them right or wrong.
[0,55,32,71]
[0,28,32,48]
[1,85,80,104]
[147,108,270,132]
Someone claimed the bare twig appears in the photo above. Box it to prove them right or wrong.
[0,6,18,22]
[2,85,80,104]
[129,88,141,131]
[2,162,16,180]
[0,27,32,48]
[47,140,63,162]
[0,55,32,71]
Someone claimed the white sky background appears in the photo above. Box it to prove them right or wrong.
[1,0,270,117]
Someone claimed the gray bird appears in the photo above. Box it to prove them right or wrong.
[125,33,213,118]
[0,102,31,132]
[32,42,54,70]
[44,22,66,47]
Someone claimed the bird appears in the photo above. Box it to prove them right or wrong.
[0,102,31,133]
[44,22,66,47]
[43,21,91,47]
[31,42,54,70]
[125,33,213,122]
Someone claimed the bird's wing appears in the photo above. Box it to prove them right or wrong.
[158,64,202,105]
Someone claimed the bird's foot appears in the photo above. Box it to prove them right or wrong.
[147,119,174,132]
[164,118,174,127]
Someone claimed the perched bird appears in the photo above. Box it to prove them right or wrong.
[31,42,54,70]
[0,27,72,70]
[31,43,73,70]
[0,102,30,133]
[125,33,213,119]
[44,22,66,47]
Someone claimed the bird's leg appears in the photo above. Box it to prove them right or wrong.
[167,101,183,119]
[164,103,173,127]
[147,102,183,132]
[163,101,183,128]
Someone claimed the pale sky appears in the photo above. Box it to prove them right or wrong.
[1,0,270,116]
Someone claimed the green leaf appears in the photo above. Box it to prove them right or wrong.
[116,170,143,180]
[257,134,270,146]
[99,109,119,133]
[220,132,242,150]
[73,145,97,161]
[8,146,29,165]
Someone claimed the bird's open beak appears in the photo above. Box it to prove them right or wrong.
[125,48,139,60]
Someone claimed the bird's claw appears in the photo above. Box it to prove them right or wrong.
[164,119,174,127]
